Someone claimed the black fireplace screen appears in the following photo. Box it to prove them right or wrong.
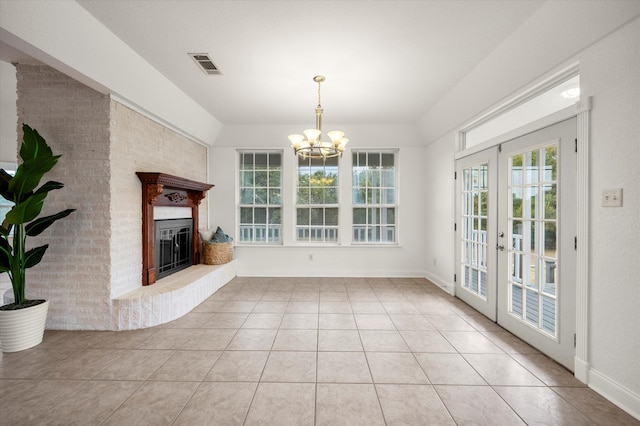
[154,218,193,280]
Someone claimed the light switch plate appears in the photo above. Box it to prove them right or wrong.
[602,188,623,207]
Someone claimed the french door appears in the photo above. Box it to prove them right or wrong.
[456,118,577,370]
[455,147,498,321]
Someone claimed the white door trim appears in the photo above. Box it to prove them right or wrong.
[574,97,591,383]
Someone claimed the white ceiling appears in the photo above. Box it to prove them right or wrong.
[72,0,545,126]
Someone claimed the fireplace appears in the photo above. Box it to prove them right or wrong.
[155,218,193,279]
[137,172,214,285]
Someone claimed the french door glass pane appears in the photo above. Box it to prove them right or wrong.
[508,144,558,337]
[461,162,489,300]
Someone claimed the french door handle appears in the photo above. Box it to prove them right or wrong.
[496,244,505,251]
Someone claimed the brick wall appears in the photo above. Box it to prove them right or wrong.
[109,101,209,301]
[15,64,210,330]
[16,64,112,329]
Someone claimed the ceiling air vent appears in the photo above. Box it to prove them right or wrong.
[189,53,221,75]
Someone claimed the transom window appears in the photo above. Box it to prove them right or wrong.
[238,151,282,244]
[352,151,397,243]
[296,156,339,242]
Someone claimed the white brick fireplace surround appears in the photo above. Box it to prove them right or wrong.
[10,64,234,330]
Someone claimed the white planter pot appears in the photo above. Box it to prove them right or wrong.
[0,300,49,353]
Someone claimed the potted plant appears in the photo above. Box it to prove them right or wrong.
[0,124,75,352]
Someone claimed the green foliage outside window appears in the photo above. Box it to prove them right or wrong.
[510,145,557,249]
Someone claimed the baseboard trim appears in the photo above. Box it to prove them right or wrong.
[424,271,453,295]
[589,367,640,421]
[574,357,589,383]
[236,269,427,278]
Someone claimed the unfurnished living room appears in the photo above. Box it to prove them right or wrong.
[0,1,638,425]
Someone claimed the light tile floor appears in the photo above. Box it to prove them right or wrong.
[0,277,637,425]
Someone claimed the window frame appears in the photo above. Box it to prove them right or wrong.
[351,149,398,245]
[295,155,340,244]
[237,150,283,245]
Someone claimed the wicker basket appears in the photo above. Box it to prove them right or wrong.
[202,241,233,265]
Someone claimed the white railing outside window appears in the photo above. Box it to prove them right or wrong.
[239,225,281,243]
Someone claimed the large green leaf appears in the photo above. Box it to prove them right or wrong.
[0,169,14,202]
[34,181,65,195]
[24,245,48,269]
[20,124,53,162]
[0,237,12,271]
[8,155,60,196]
[7,125,60,197]
[26,209,76,237]
[0,221,11,237]
[5,192,47,225]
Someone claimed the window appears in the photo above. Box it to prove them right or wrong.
[464,74,579,148]
[352,151,396,243]
[238,152,282,243]
[296,156,339,242]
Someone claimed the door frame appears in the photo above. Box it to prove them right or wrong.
[454,98,592,383]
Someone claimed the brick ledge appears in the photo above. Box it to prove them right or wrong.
[112,261,236,330]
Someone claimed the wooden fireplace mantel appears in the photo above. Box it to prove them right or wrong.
[137,172,214,286]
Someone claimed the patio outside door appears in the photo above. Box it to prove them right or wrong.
[456,117,577,370]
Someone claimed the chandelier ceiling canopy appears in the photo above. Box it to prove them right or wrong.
[288,76,349,160]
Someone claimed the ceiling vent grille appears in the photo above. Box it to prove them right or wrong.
[189,53,221,75]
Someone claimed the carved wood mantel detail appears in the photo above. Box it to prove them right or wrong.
[136,172,214,286]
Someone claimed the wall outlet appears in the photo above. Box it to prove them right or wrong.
[602,188,623,207]
[309,254,313,261]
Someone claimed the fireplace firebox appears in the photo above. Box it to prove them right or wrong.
[155,218,193,279]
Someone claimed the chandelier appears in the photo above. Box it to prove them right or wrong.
[288,75,349,160]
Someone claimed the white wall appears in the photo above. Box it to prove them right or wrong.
[578,17,640,412]
[423,133,456,292]
[420,13,640,418]
[211,124,428,277]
